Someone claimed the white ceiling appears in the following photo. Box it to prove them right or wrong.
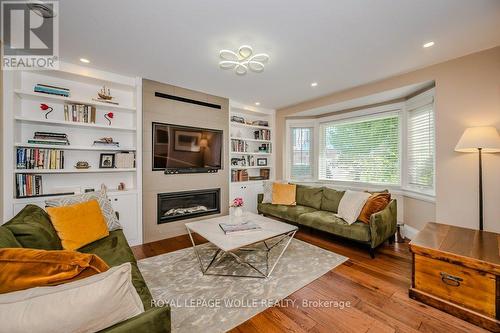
[59,0,500,109]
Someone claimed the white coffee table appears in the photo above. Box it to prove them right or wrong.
[185,213,298,278]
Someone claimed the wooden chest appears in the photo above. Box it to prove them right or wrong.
[409,222,500,332]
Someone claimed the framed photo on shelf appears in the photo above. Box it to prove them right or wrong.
[257,158,267,166]
[99,153,115,168]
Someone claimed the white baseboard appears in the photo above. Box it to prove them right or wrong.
[402,224,419,240]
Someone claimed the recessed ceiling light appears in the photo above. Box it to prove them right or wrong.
[80,58,90,63]
[255,102,260,106]
[311,82,318,87]
[423,41,435,48]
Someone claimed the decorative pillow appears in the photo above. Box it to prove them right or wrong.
[0,248,109,294]
[0,227,22,248]
[358,193,391,224]
[272,183,297,206]
[262,180,274,203]
[3,205,62,250]
[0,263,144,333]
[46,200,110,250]
[295,184,323,209]
[45,190,121,231]
[321,188,345,213]
[336,190,371,224]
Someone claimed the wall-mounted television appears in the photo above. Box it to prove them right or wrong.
[152,122,223,173]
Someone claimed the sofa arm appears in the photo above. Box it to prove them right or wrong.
[369,199,397,249]
[257,193,264,204]
[99,306,171,333]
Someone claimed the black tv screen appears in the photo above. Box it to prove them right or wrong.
[152,122,223,171]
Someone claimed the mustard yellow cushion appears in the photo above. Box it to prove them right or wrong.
[272,183,297,206]
[46,200,109,250]
[0,247,109,294]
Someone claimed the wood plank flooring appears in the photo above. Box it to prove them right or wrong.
[132,228,490,333]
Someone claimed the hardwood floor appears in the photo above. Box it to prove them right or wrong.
[132,228,490,333]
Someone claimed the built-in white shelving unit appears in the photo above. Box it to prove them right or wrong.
[2,62,143,245]
[229,101,275,213]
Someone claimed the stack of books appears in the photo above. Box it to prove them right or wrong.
[16,148,64,170]
[93,138,119,147]
[231,169,249,182]
[64,104,96,123]
[115,152,135,168]
[16,174,43,197]
[28,132,69,145]
[34,84,70,97]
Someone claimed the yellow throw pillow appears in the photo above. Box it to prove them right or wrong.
[272,183,297,206]
[46,200,109,250]
[0,248,109,294]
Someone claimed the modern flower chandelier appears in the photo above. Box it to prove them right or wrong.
[219,45,270,75]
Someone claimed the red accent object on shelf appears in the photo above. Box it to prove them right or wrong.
[40,103,53,119]
[104,112,114,125]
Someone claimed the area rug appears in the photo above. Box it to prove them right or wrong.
[138,238,347,333]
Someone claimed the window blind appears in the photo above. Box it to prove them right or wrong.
[290,127,313,179]
[319,112,400,185]
[406,101,434,192]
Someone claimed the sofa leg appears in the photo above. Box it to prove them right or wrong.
[388,234,395,244]
[369,248,375,259]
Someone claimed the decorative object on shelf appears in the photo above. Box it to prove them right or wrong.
[117,182,126,191]
[257,158,267,166]
[258,144,270,152]
[260,168,270,180]
[93,86,119,105]
[252,120,268,127]
[74,161,91,169]
[104,112,114,125]
[230,115,245,124]
[84,188,95,193]
[93,137,119,147]
[455,126,500,230]
[99,153,115,168]
[40,103,53,119]
[219,45,270,75]
[34,84,70,97]
[115,152,135,168]
[230,197,244,217]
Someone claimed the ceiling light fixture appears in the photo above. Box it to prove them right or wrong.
[423,41,435,48]
[311,82,318,87]
[80,58,90,64]
[219,45,269,75]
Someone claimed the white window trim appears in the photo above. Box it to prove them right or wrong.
[285,119,317,182]
[284,96,436,203]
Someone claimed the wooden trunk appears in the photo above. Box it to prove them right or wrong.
[409,222,500,332]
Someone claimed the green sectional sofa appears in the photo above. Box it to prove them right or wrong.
[258,185,397,258]
[0,205,170,333]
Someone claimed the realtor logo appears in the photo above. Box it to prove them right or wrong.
[1,1,59,70]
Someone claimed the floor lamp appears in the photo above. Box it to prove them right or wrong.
[455,126,500,231]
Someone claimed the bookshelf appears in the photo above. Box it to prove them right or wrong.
[229,102,275,213]
[2,62,143,245]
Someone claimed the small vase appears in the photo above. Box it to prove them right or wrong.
[233,206,243,217]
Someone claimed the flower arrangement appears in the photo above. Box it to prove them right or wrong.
[231,197,244,207]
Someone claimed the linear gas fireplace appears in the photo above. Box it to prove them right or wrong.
[157,188,220,224]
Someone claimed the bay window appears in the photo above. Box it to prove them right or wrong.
[290,127,313,179]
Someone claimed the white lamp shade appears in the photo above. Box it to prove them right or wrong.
[455,126,500,153]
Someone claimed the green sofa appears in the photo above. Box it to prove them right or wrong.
[0,205,171,333]
[257,185,397,258]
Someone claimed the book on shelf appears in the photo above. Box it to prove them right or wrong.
[115,152,135,168]
[219,221,262,235]
[251,120,269,127]
[16,148,64,170]
[29,131,70,145]
[64,104,96,124]
[254,129,271,140]
[16,174,43,197]
[231,139,248,152]
[34,84,70,97]
[231,169,249,182]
